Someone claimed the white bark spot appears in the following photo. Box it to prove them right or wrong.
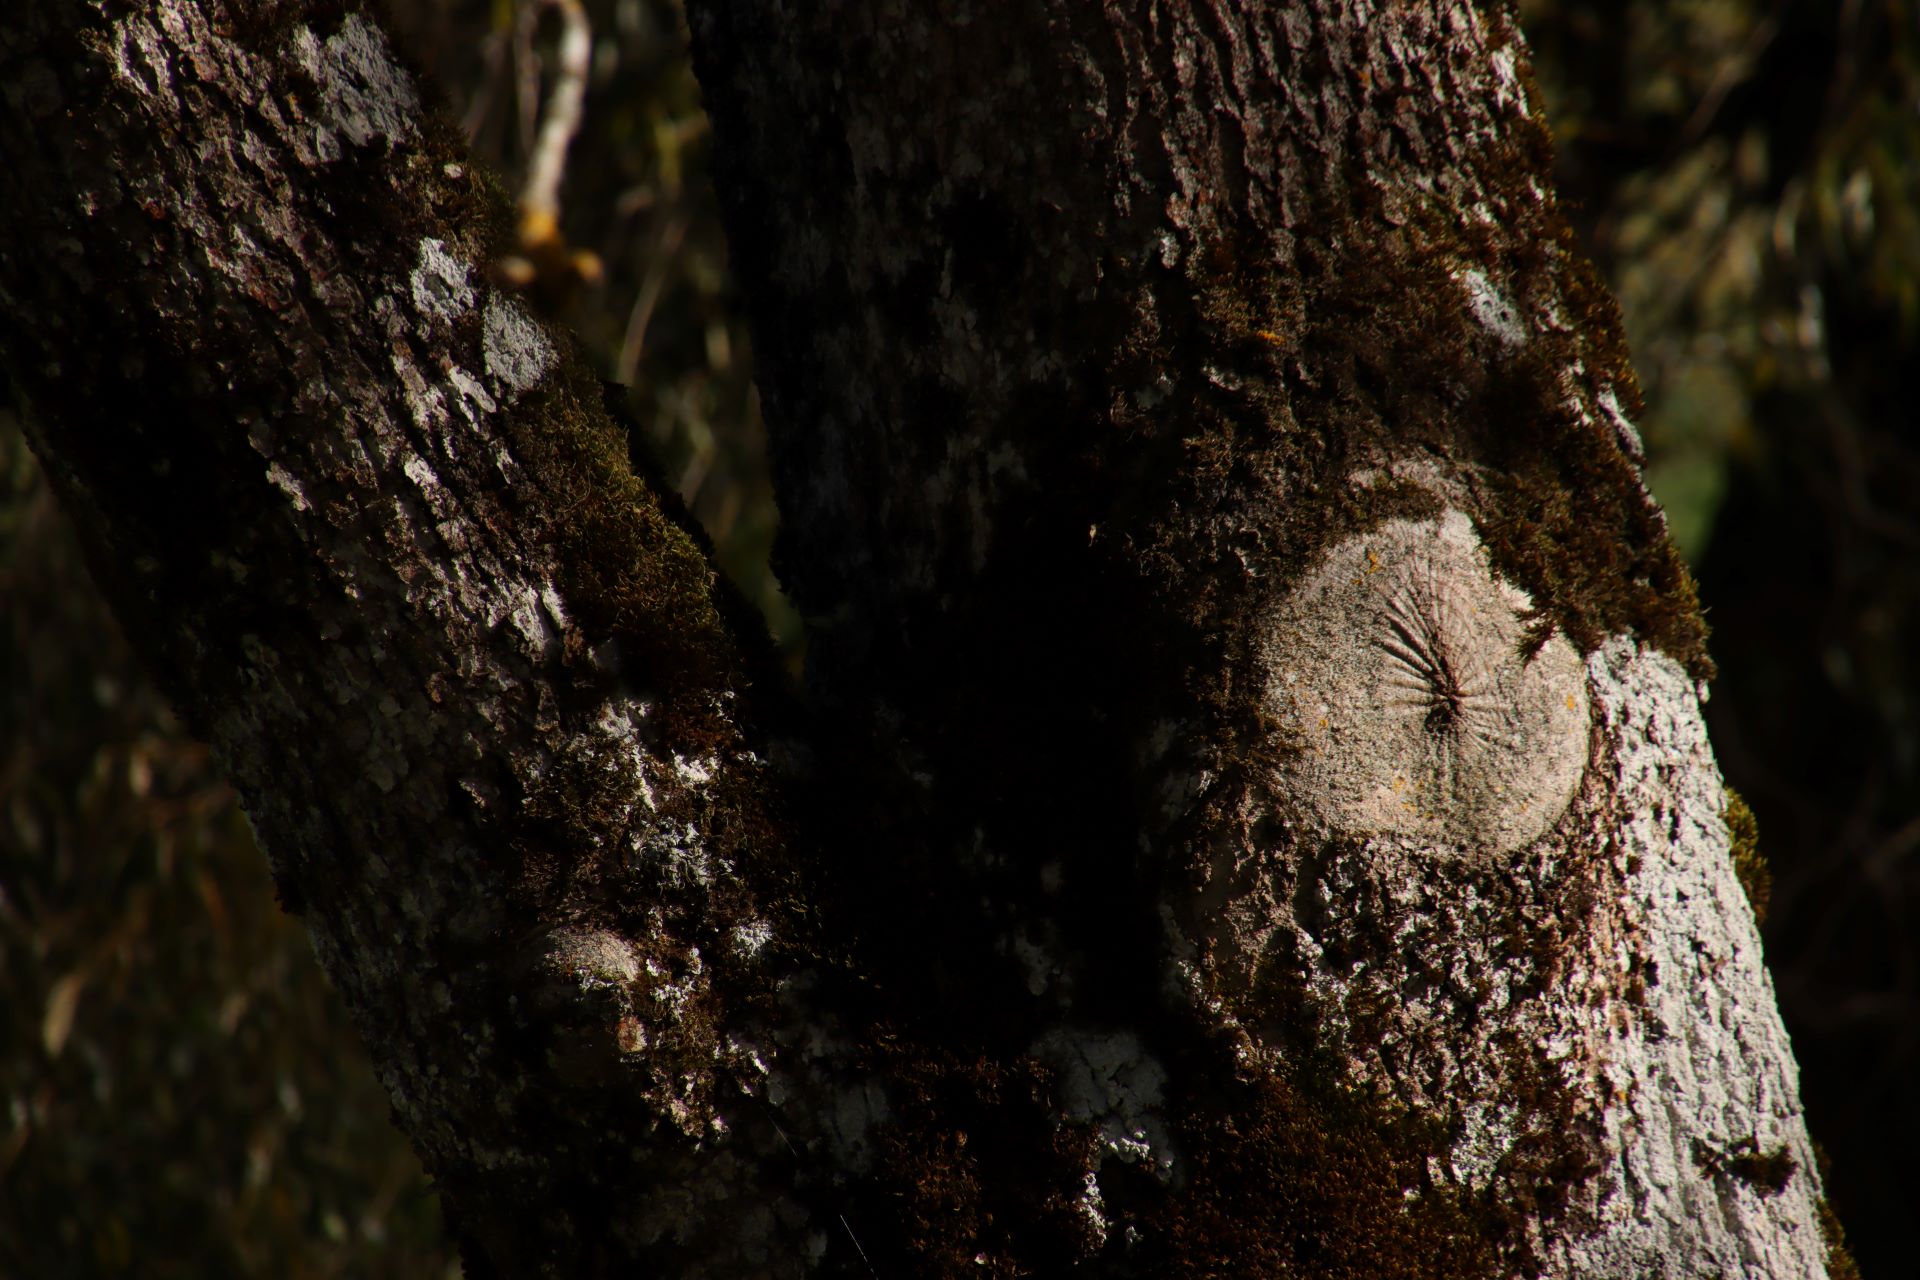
[1489,44,1529,115]
[1596,385,1647,465]
[290,15,420,152]
[264,461,310,511]
[1032,1028,1174,1179]
[390,346,448,431]
[502,582,558,660]
[447,365,497,421]
[483,294,555,394]
[1455,267,1527,347]
[111,18,179,114]
[402,453,440,495]
[1261,509,1589,855]
[409,239,475,321]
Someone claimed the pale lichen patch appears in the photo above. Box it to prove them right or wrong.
[1454,267,1527,348]
[482,293,555,394]
[1260,509,1589,856]
[1032,1028,1174,1180]
[545,926,644,993]
[410,238,476,322]
[290,14,420,154]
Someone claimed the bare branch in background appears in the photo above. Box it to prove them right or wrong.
[498,0,603,297]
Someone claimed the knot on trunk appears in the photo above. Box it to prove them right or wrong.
[1260,508,1591,855]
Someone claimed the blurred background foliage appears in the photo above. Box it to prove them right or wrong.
[1,0,1913,1273]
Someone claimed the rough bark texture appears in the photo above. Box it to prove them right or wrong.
[690,0,1834,1275]
[0,6,820,1273]
[0,0,1835,1276]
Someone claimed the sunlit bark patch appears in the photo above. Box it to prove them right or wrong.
[1262,509,1590,855]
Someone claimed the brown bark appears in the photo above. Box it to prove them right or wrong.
[689,1,1830,1275]
[0,5,807,1272]
[0,1,1835,1276]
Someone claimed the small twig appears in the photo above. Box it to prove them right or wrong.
[615,214,689,385]
[519,0,591,248]
[512,0,542,159]
[459,24,510,144]
[1676,0,1789,149]
[497,0,601,295]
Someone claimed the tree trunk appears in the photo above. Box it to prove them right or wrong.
[0,2,1840,1276]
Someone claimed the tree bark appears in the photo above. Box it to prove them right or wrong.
[690,1,1836,1275]
[0,6,817,1272]
[0,1,1838,1277]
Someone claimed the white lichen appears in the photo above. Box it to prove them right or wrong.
[482,293,555,395]
[1455,267,1528,348]
[410,238,476,321]
[730,919,773,957]
[1032,1028,1174,1179]
[1261,509,1589,855]
[290,14,420,155]
[1595,384,1647,465]
[593,703,658,813]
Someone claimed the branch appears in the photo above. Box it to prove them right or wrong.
[0,4,825,1270]
[497,0,603,295]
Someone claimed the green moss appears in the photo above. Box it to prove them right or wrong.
[1130,906,1604,1280]
[1724,788,1771,926]
[1693,1136,1796,1196]
[1142,1065,1508,1279]
[1808,1141,1865,1280]
[1728,1144,1796,1195]
[1817,1198,1863,1280]
[864,1048,1090,1277]
[1168,157,1716,693]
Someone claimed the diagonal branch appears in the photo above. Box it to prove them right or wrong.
[0,4,825,1271]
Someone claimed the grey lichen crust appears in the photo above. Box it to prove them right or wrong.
[1556,638,1829,1279]
[1261,509,1590,855]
